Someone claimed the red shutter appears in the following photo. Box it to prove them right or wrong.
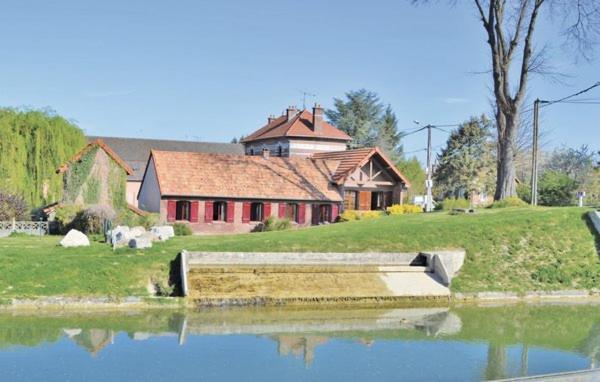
[226,201,235,223]
[190,201,199,223]
[167,200,176,222]
[331,203,339,222]
[242,202,251,223]
[263,202,271,220]
[278,202,286,218]
[298,203,306,224]
[204,201,213,223]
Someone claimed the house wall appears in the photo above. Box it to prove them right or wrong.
[158,199,339,235]
[127,181,141,207]
[244,138,347,158]
[138,157,161,213]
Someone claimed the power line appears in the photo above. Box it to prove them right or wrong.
[540,81,600,107]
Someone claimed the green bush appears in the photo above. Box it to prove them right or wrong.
[538,170,578,206]
[436,197,470,211]
[54,204,83,233]
[516,183,532,204]
[490,196,528,208]
[173,223,193,236]
[256,216,292,232]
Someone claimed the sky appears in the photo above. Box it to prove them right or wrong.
[1,0,598,163]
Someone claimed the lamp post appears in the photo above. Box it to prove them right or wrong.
[414,121,434,212]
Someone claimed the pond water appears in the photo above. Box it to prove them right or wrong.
[0,303,599,381]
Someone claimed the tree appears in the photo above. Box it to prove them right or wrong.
[375,106,404,161]
[412,0,600,200]
[326,89,382,148]
[433,116,495,199]
[396,156,426,202]
[0,108,86,207]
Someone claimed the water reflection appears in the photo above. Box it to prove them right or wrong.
[1,303,599,381]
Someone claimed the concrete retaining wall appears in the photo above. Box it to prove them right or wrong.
[181,250,466,305]
[589,211,600,235]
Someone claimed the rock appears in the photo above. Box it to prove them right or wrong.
[130,226,146,238]
[60,229,90,247]
[129,234,153,249]
[110,226,131,246]
[150,226,175,241]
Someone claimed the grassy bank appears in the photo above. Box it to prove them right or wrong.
[0,207,598,298]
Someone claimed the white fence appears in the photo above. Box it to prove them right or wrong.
[0,220,49,236]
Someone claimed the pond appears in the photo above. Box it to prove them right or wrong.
[0,303,599,381]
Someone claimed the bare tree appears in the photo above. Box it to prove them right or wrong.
[413,0,600,199]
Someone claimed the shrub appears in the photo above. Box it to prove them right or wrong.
[436,197,470,211]
[258,216,292,232]
[0,191,29,220]
[490,196,528,208]
[538,170,578,206]
[386,204,423,215]
[54,204,83,233]
[138,213,159,229]
[76,205,116,234]
[339,210,383,222]
[173,223,193,236]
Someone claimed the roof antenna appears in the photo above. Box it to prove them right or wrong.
[297,89,316,110]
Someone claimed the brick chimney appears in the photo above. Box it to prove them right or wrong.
[286,106,298,121]
[262,148,270,159]
[267,114,277,124]
[312,104,324,134]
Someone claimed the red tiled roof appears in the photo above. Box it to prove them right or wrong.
[241,110,352,143]
[312,147,411,187]
[148,150,343,202]
[56,139,134,175]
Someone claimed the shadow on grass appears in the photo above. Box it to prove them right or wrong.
[582,212,600,259]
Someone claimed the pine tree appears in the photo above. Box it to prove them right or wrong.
[375,105,403,161]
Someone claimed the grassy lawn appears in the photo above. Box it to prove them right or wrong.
[0,207,598,298]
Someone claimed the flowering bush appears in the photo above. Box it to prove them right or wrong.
[0,191,29,220]
[339,210,383,221]
[386,204,423,215]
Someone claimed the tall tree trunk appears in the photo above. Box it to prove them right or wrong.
[494,109,518,199]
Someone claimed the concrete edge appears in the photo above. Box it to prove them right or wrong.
[589,210,600,235]
[453,289,600,301]
[0,296,185,311]
[180,250,189,297]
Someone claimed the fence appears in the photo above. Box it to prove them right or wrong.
[0,219,49,236]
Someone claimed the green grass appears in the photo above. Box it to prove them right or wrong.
[0,207,598,298]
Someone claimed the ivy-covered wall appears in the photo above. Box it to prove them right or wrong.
[63,146,128,210]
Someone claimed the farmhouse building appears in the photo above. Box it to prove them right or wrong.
[242,105,351,157]
[138,150,343,234]
[56,139,133,210]
[86,136,243,207]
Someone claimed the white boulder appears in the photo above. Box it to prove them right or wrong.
[130,226,146,238]
[110,226,131,246]
[129,234,153,249]
[60,229,90,247]
[150,226,175,241]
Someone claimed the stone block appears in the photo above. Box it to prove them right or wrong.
[129,234,153,249]
[151,226,175,241]
[60,229,90,247]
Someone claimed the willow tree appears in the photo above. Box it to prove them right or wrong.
[413,0,600,199]
[0,108,85,207]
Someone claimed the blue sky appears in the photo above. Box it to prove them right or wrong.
[1,0,598,163]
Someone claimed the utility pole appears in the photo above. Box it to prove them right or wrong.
[425,124,434,212]
[530,99,540,206]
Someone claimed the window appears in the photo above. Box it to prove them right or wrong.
[278,146,282,157]
[286,203,299,223]
[249,148,254,155]
[213,201,227,221]
[371,192,384,210]
[176,201,191,221]
[250,202,264,221]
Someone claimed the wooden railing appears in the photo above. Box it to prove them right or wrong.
[0,220,49,235]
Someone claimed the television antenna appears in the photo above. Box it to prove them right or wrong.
[297,89,316,109]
